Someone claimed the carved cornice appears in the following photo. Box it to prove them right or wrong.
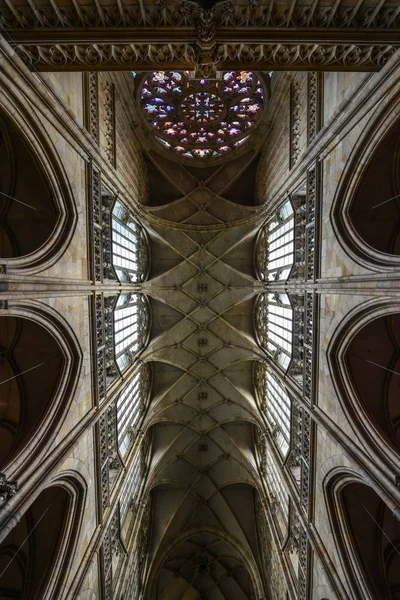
[2,0,399,73]
[13,42,396,74]
[1,0,400,31]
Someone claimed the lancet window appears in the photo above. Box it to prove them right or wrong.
[139,70,266,159]
[112,200,148,283]
[266,448,289,522]
[256,199,294,281]
[117,364,151,458]
[255,363,291,456]
[113,293,149,372]
[120,457,142,526]
[119,433,151,527]
[255,292,293,370]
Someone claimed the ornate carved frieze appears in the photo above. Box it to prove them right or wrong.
[84,71,99,143]
[91,167,102,282]
[0,473,17,508]
[290,80,301,168]
[255,226,268,280]
[289,294,304,378]
[110,509,125,557]
[14,43,396,74]
[90,165,117,283]
[104,297,118,381]
[255,425,268,476]
[306,166,317,282]
[298,528,310,600]
[2,0,400,32]
[291,193,306,279]
[98,402,122,514]
[103,82,116,167]
[102,528,113,600]
[307,72,321,145]
[287,504,300,554]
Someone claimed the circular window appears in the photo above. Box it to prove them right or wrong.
[140,70,266,160]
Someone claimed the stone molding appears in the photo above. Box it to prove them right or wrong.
[14,42,396,75]
[2,0,400,31]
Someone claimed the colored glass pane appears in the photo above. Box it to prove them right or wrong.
[140,70,265,159]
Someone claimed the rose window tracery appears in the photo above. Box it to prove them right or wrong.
[139,70,266,159]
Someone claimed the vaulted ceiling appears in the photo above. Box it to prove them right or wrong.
[137,138,268,597]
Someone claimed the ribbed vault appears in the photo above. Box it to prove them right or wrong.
[138,141,267,598]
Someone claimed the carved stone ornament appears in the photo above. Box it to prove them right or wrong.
[3,1,400,31]
[15,43,396,73]
[0,473,17,508]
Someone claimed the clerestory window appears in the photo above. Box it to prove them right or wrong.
[120,456,142,525]
[255,292,293,371]
[256,199,294,281]
[112,200,148,283]
[266,448,289,522]
[113,293,149,372]
[267,200,294,281]
[258,365,291,456]
[117,364,151,458]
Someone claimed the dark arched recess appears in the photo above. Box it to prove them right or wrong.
[345,313,400,455]
[340,482,400,600]
[349,120,400,257]
[0,316,64,469]
[0,480,83,599]
[0,113,58,259]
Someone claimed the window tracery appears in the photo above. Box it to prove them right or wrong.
[255,199,294,281]
[255,292,293,370]
[266,448,289,522]
[112,200,149,283]
[117,364,151,458]
[139,70,265,159]
[113,293,150,372]
[255,362,291,456]
[120,432,151,527]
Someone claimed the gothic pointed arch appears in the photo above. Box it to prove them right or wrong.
[0,473,86,600]
[332,99,400,270]
[0,98,77,274]
[0,302,82,478]
[329,298,400,470]
[145,526,265,600]
[325,469,400,600]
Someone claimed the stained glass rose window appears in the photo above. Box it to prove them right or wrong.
[139,71,265,159]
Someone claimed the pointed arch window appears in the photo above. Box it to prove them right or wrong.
[255,292,293,370]
[113,293,149,372]
[117,364,151,458]
[120,457,142,526]
[112,200,148,283]
[266,448,289,522]
[256,199,294,282]
[256,363,291,456]
[119,432,151,527]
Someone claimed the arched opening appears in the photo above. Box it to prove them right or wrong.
[340,482,400,599]
[350,119,400,256]
[0,316,64,469]
[0,113,58,259]
[345,313,400,454]
[152,531,256,600]
[0,485,73,599]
